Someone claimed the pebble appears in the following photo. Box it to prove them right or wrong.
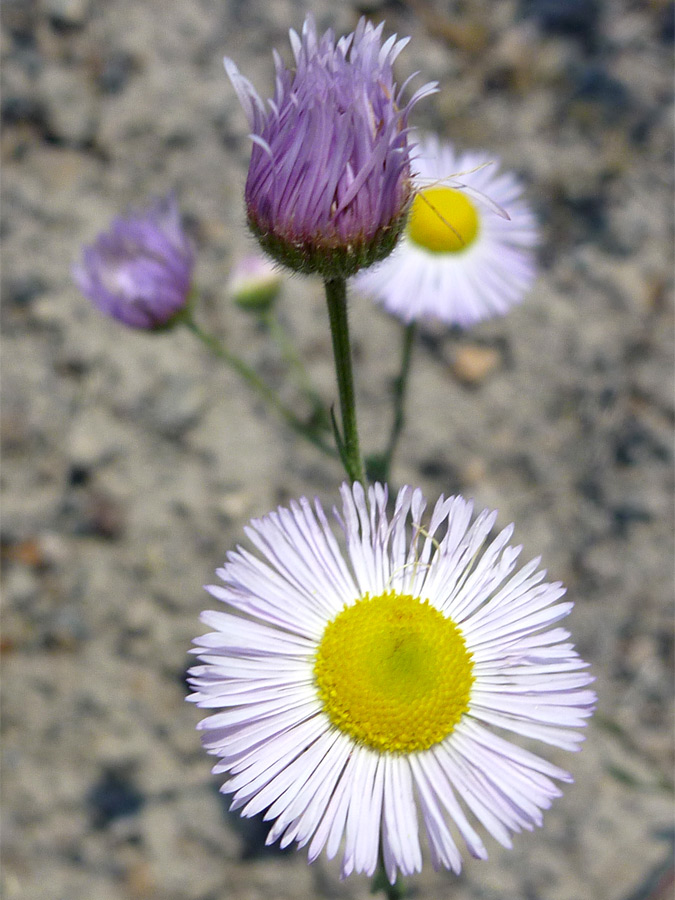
[3,565,40,605]
[460,456,488,486]
[45,0,90,29]
[39,66,97,145]
[216,487,253,523]
[1,94,46,132]
[146,374,208,439]
[569,63,631,124]
[522,0,601,44]
[87,767,144,830]
[450,343,502,385]
[80,490,126,540]
[2,275,47,310]
[96,50,137,95]
[68,408,125,469]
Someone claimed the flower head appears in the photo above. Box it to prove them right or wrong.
[354,135,538,327]
[228,254,283,314]
[225,15,436,279]
[73,194,195,329]
[188,483,595,882]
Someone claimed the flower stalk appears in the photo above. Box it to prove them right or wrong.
[183,313,336,458]
[371,858,407,899]
[366,322,416,484]
[324,277,366,484]
[261,309,331,433]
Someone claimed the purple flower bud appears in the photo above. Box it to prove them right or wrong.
[225,15,437,279]
[73,194,195,330]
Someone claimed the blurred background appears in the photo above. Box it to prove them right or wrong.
[1,1,673,898]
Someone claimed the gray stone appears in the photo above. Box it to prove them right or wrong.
[39,66,98,145]
[146,374,208,438]
[44,0,90,28]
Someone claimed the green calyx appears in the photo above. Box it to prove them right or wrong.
[247,210,409,280]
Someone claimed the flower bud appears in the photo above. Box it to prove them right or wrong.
[73,194,195,330]
[228,254,282,314]
[225,15,437,280]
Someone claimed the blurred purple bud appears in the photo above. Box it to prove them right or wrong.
[73,194,195,330]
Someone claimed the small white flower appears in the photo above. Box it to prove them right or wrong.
[188,483,594,883]
[228,254,282,313]
[353,135,538,327]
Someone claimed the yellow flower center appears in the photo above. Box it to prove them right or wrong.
[407,186,480,253]
[313,592,474,754]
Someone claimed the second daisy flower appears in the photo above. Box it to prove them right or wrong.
[354,135,539,327]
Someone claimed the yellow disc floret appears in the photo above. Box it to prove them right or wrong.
[314,592,474,754]
[407,186,480,254]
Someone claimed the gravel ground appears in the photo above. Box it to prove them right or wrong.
[2,1,673,899]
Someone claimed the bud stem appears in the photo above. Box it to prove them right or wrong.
[324,278,366,484]
[384,322,416,477]
[365,323,416,484]
[183,314,336,458]
[261,310,331,432]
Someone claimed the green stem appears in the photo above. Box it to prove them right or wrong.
[365,323,416,484]
[323,277,366,484]
[383,322,416,479]
[183,315,336,458]
[371,856,407,899]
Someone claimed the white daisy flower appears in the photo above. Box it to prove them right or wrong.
[188,483,595,883]
[353,135,538,327]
